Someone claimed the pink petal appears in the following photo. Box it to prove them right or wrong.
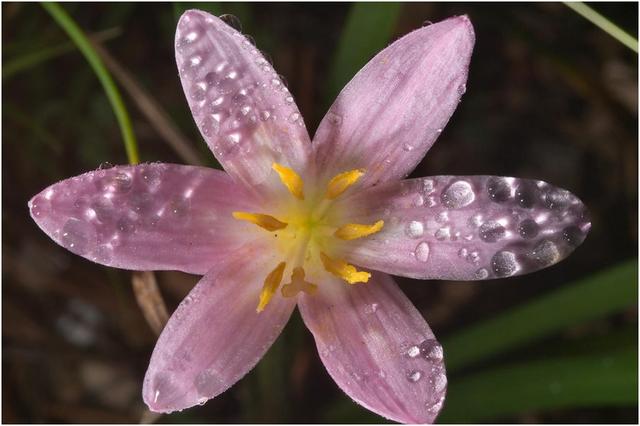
[175,10,311,196]
[143,242,296,413]
[28,164,260,274]
[336,176,590,280]
[312,16,474,188]
[298,273,446,424]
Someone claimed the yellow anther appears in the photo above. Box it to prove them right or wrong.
[325,169,365,200]
[272,163,304,200]
[281,267,318,297]
[320,252,370,284]
[257,262,286,313]
[232,211,288,232]
[334,220,384,240]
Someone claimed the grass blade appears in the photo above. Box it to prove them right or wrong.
[443,260,638,372]
[564,2,638,53]
[41,2,140,164]
[439,348,637,422]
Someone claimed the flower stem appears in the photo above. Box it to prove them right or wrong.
[41,2,140,164]
[564,2,638,53]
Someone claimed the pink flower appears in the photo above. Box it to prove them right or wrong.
[29,10,591,423]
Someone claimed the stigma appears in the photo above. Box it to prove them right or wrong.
[233,163,384,312]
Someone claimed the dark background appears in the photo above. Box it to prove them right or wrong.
[3,2,638,423]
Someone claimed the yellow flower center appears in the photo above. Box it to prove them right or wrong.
[233,163,385,312]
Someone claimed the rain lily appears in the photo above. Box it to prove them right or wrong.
[29,10,591,423]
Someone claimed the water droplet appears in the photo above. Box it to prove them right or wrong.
[185,31,198,42]
[434,227,450,241]
[435,211,449,224]
[98,162,114,170]
[260,110,271,121]
[285,95,294,104]
[441,180,475,208]
[407,370,423,382]
[197,397,207,406]
[406,221,424,238]
[61,218,95,255]
[544,188,572,211]
[457,83,467,96]
[414,242,430,262]
[364,303,379,314]
[327,112,342,126]
[530,240,560,266]
[190,55,202,67]
[402,143,414,151]
[468,213,483,228]
[474,268,489,279]
[288,112,300,123]
[479,221,506,242]
[491,251,519,277]
[169,196,190,217]
[458,248,468,258]
[117,216,136,234]
[407,346,420,358]
[140,167,161,192]
[518,219,539,239]
[422,179,435,194]
[516,181,539,208]
[189,83,206,103]
[562,225,583,247]
[487,177,512,202]
[434,373,448,393]
[467,250,480,264]
[129,191,154,214]
[219,14,242,31]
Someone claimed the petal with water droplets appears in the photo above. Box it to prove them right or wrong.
[175,10,311,197]
[312,16,474,189]
[298,272,447,424]
[335,176,590,280]
[28,164,260,274]
[143,242,296,413]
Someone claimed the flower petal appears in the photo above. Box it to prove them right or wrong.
[143,242,296,413]
[336,176,591,280]
[298,272,447,424]
[312,16,474,188]
[28,164,260,274]
[175,10,311,195]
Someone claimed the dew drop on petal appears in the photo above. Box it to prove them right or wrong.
[441,180,475,208]
[407,370,423,383]
[530,240,560,266]
[219,14,242,31]
[405,221,424,238]
[562,225,583,247]
[516,181,539,208]
[487,177,512,202]
[61,218,96,255]
[479,221,506,242]
[491,251,519,277]
[414,242,430,262]
[518,218,539,239]
[474,268,489,279]
[407,346,420,358]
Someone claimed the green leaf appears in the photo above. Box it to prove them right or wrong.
[443,260,638,372]
[41,2,139,165]
[439,348,637,422]
[325,3,402,105]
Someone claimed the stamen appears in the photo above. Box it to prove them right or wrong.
[257,262,286,312]
[320,252,370,284]
[232,211,288,231]
[334,220,384,240]
[281,267,317,297]
[325,169,365,200]
[272,163,304,200]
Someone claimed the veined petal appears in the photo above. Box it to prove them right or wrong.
[312,16,474,189]
[143,242,296,413]
[175,10,311,197]
[335,176,591,280]
[28,164,261,275]
[298,273,447,424]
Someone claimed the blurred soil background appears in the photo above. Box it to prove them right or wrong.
[2,2,638,423]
